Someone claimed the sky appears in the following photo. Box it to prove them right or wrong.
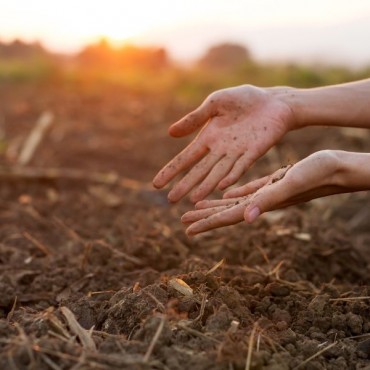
[1,0,370,67]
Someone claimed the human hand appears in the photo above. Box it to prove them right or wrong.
[152,85,295,203]
[182,150,352,236]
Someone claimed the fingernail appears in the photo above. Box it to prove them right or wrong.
[186,227,197,237]
[247,206,260,223]
[181,213,191,223]
[167,191,176,203]
[152,178,161,189]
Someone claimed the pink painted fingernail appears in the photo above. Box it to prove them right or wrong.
[247,206,260,223]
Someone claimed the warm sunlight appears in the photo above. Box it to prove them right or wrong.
[1,0,188,50]
[61,1,182,44]
[1,0,370,65]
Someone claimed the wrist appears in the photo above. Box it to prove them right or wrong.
[267,80,370,130]
[266,86,304,130]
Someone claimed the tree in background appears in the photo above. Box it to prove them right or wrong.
[198,42,251,70]
[0,39,47,59]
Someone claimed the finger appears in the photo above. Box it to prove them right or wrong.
[223,175,270,198]
[168,153,223,202]
[195,197,245,209]
[218,153,253,190]
[244,172,300,223]
[169,102,212,137]
[186,202,246,236]
[153,141,207,189]
[181,205,229,224]
[190,155,238,203]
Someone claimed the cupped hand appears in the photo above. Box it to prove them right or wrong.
[182,150,348,235]
[152,85,295,203]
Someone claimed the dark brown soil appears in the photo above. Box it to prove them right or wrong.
[1,84,370,369]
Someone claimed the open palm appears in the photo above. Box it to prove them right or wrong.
[153,85,294,203]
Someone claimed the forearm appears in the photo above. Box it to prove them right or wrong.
[268,79,370,129]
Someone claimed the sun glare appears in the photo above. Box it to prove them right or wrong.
[80,16,147,45]
[1,0,187,51]
[75,3,170,41]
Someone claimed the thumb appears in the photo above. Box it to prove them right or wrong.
[243,173,296,223]
[168,102,211,137]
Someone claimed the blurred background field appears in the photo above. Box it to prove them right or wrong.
[1,37,370,101]
[1,35,369,182]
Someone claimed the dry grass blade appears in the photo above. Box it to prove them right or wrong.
[33,346,107,369]
[255,245,270,266]
[239,266,264,276]
[23,231,51,256]
[88,185,123,207]
[143,316,165,362]
[245,323,257,370]
[257,329,288,354]
[94,240,143,266]
[206,258,225,275]
[92,330,126,340]
[236,260,286,281]
[329,296,370,302]
[87,290,116,298]
[293,233,312,241]
[194,294,207,322]
[14,323,36,365]
[169,278,193,296]
[269,260,285,279]
[228,320,240,334]
[177,323,220,344]
[46,312,72,339]
[61,307,96,351]
[18,110,54,166]
[48,330,72,343]
[7,296,17,322]
[256,332,261,352]
[53,216,84,244]
[347,333,370,340]
[293,342,337,369]
[0,166,152,191]
[143,291,166,312]
[276,278,320,294]
[40,353,63,370]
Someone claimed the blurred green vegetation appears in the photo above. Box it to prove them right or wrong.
[0,39,369,103]
[0,57,59,83]
[158,62,369,104]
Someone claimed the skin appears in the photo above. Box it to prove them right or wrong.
[152,79,370,235]
[182,150,370,236]
[152,85,294,203]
